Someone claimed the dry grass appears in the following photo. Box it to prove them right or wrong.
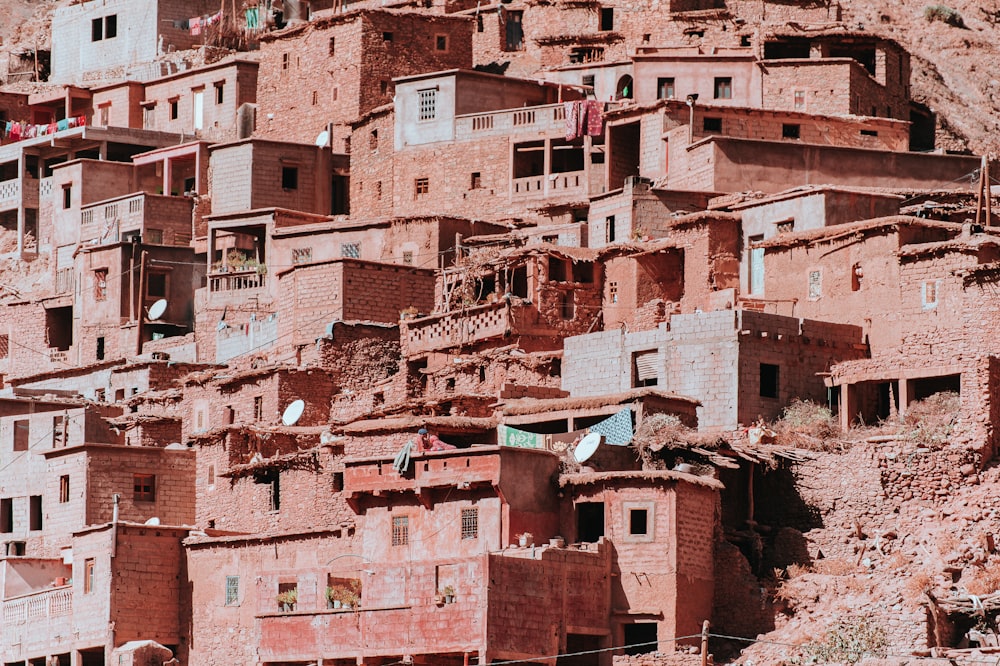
[633,413,729,467]
[902,391,960,449]
[905,571,935,597]
[813,558,858,576]
[772,399,843,451]
[965,557,1000,595]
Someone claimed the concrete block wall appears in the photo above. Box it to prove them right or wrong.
[83,446,196,527]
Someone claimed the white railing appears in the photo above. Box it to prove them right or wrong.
[3,587,72,624]
[511,170,587,200]
[456,103,568,140]
[210,269,267,292]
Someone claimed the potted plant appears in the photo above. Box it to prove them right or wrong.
[276,588,297,611]
[442,585,456,604]
[325,586,340,609]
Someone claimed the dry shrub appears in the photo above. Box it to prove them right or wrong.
[903,391,959,449]
[884,552,910,571]
[805,615,888,664]
[935,530,960,557]
[965,558,1000,595]
[924,4,965,27]
[786,563,812,578]
[813,558,858,576]
[633,413,728,467]
[905,571,934,597]
[773,399,841,450]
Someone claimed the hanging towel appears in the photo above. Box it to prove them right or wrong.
[585,100,604,136]
[246,6,260,28]
[10,123,20,141]
[589,407,634,445]
[47,122,57,135]
[190,16,202,35]
[498,424,546,449]
[67,117,78,128]
[56,118,69,132]
[576,100,588,138]
[77,115,88,127]
[564,101,579,141]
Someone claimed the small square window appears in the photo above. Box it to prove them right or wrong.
[657,77,675,100]
[760,363,779,399]
[225,575,239,605]
[133,474,155,502]
[461,508,478,539]
[282,166,298,190]
[402,251,413,265]
[582,74,595,88]
[383,31,394,41]
[775,219,794,234]
[435,35,448,51]
[147,272,167,298]
[418,89,437,121]
[341,242,361,259]
[782,123,800,139]
[703,117,722,133]
[713,77,732,99]
[292,247,313,264]
[415,177,430,196]
[392,515,409,546]
[860,129,878,137]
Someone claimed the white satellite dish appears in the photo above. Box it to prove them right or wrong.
[573,433,602,463]
[147,299,168,321]
[315,130,329,147]
[144,517,161,526]
[282,399,305,426]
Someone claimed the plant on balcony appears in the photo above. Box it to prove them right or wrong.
[442,584,456,604]
[276,588,298,611]
[326,579,361,609]
[212,250,267,275]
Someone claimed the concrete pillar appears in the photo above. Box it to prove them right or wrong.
[163,157,172,196]
[542,138,552,197]
[839,384,855,431]
[898,378,911,419]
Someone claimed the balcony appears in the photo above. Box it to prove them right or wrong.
[511,170,587,201]
[402,302,539,355]
[455,103,567,141]
[344,446,511,500]
[2,586,73,654]
[0,176,39,213]
[80,192,194,246]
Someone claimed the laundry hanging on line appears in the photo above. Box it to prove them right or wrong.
[564,100,605,141]
[1,116,87,145]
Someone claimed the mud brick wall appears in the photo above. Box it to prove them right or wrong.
[349,109,397,218]
[256,11,473,145]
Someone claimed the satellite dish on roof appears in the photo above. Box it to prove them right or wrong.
[147,299,168,321]
[282,399,305,426]
[573,432,602,463]
[315,130,329,147]
[144,517,161,526]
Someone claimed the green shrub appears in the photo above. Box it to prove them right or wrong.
[924,4,965,27]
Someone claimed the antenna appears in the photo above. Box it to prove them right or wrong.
[147,299,168,321]
[315,130,330,147]
[281,399,305,426]
[573,433,602,463]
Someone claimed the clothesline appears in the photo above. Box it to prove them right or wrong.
[171,10,223,35]
[564,100,604,141]
[0,115,87,145]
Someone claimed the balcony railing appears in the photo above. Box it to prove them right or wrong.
[455,103,568,140]
[402,302,514,355]
[511,170,587,201]
[0,177,38,213]
[3,586,72,624]
[80,192,193,246]
[209,269,267,292]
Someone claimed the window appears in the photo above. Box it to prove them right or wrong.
[143,104,155,129]
[852,263,863,292]
[369,129,378,150]
[341,242,361,259]
[331,471,344,492]
[312,90,318,105]
[606,215,616,243]
[808,269,822,300]
[860,129,878,137]
[225,575,240,605]
[59,475,70,503]
[292,247,313,264]
[329,37,336,55]
[624,624,658,657]
[629,508,648,535]
[657,77,675,100]
[435,34,448,51]
[923,280,939,309]
[13,420,28,452]
[95,388,105,402]
[461,508,478,539]
[93,270,108,303]
[418,89,437,121]
[0,498,10,533]
[470,172,482,189]
[570,47,604,64]
[375,181,382,199]
[760,363,779,399]
[146,228,163,244]
[402,251,413,265]
[600,7,614,30]
[775,219,794,234]
[253,396,264,421]
[740,34,752,47]
[577,502,604,542]
[0,335,8,361]
[96,337,105,361]
[382,31,394,41]
[782,123,800,139]
[505,10,524,51]
[208,464,216,486]
[169,99,179,120]
[105,15,117,38]
[632,351,659,387]
[703,117,722,133]
[793,89,806,110]
[62,185,72,209]
[133,473,156,502]
[582,74,595,88]
[98,104,110,126]
[749,234,764,295]
[282,166,298,190]
[215,82,224,105]
[29,496,41,531]
[415,178,430,197]
[147,272,167,298]
[379,80,389,96]
[392,515,409,546]
[84,558,95,593]
[91,17,103,41]
[560,292,575,320]
[714,77,732,99]
[282,53,290,70]
[609,281,618,304]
